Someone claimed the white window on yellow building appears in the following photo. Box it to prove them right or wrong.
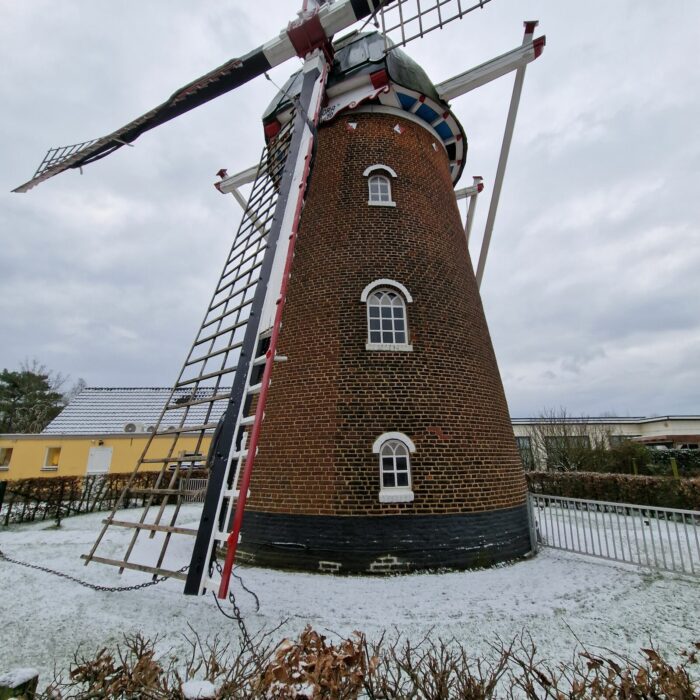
[43,447,61,471]
[0,447,12,470]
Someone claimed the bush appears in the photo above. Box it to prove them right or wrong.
[0,470,209,526]
[40,628,700,699]
[527,471,700,510]
[645,448,700,477]
[568,442,700,478]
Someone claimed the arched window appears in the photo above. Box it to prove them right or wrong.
[368,174,392,204]
[361,279,413,351]
[368,289,406,345]
[363,164,397,207]
[380,440,410,488]
[373,432,415,503]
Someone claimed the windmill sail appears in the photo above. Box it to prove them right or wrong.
[187,55,330,598]
[82,54,330,597]
[81,111,297,582]
[11,0,403,194]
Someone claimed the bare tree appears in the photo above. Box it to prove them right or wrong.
[524,407,610,471]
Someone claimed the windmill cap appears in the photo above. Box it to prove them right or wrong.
[263,32,445,123]
[262,31,467,184]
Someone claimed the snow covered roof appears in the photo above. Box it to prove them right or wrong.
[42,387,229,435]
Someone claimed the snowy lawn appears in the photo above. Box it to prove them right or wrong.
[0,506,698,685]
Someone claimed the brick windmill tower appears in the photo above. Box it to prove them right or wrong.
[14,1,545,598]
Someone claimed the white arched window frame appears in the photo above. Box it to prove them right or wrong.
[363,164,397,207]
[373,432,415,503]
[361,279,413,352]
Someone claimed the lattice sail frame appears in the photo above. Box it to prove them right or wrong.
[81,117,296,581]
[371,0,494,50]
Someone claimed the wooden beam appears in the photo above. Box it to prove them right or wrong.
[80,554,188,581]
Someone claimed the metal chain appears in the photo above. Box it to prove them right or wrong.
[0,546,188,592]
[232,568,260,611]
[212,558,258,655]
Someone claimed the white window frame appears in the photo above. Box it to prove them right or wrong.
[373,432,415,503]
[42,446,61,472]
[0,446,12,471]
[363,164,397,207]
[361,279,413,352]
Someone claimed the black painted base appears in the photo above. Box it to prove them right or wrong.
[239,504,533,574]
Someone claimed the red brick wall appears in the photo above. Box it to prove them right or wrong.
[247,111,526,516]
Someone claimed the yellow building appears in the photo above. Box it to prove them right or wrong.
[0,388,223,481]
[4,387,698,480]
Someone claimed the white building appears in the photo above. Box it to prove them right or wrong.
[512,415,700,470]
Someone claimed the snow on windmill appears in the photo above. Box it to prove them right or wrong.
[14,0,545,599]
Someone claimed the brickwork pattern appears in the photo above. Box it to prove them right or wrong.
[245,111,526,518]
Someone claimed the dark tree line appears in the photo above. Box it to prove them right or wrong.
[0,360,85,434]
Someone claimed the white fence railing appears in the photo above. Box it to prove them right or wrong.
[528,493,700,577]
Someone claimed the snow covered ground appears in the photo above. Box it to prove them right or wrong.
[0,506,698,686]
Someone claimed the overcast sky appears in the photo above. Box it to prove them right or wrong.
[2,0,699,418]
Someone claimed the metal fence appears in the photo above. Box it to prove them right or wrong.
[179,477,208,503]
[529,493,700,577]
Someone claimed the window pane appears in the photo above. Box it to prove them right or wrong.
[395,456,407,470]
[367,288,409,348]
[396,472,409,487]
[369,175,393,203]
[383,473,395,488]
[382,456,394,468]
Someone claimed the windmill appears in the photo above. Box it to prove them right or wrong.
[14,0,545,600]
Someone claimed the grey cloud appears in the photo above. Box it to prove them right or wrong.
[2,0,699,417]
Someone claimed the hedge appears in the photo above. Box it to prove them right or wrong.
[645,448,700,477]
[526,471,700,511]
[0,470,208,526]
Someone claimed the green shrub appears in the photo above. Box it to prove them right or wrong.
[554,441,700,478]
[527,471,700,510]
[645,448,700,477]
